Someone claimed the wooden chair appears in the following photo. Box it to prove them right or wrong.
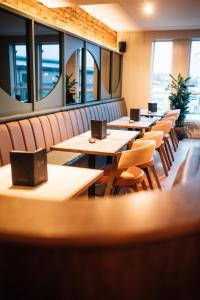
[98,140,156,196]
[151,120,174,169]
[160,116,178,151]
[165,109,180,145]
[139,131,165,188]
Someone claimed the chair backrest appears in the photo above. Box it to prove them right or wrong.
[166,109,180,120]
[159,116,176,127]
[140,131,163,149]
[151,120,172,134]
[117,140,156,169]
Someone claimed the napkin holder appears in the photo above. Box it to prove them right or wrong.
[10,148,48,186]
[91,119,107,139]
[148,102,157,112]
[130,108,140,121]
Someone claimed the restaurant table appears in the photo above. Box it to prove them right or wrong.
[140,109,167,118]
[0,164,103,201]
[51,129,139,168]
[51,129,139,195]
[107,116,158,135]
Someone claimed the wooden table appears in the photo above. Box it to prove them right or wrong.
[80,129,140,141]
[51,129,139,167]
[0,164,103,201]
[140,109,167,118]
[107,116,158,134]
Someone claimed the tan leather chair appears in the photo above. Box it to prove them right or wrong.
[160,115,178,151]
[151,120,174,168]
[98,140,156,196]
[165,109,180,145]
[139,131,165,188]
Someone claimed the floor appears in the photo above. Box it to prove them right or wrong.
[93,138,200,198]
[154,138,200,191]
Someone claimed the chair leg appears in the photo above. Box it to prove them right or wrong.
[141,179,148,191]
[157,146,168,176]
[144,167,154,190]
[169,130,177,152]
[113,186,121,195]
[172,128,179,148]
[133,184,139,192]
[150,164,162,190]
[164,142,172,167]
[162,145,171,171]
[174,127,179,144]
[166,139,174,162]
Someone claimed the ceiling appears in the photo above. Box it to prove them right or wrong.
[39,0,200,32]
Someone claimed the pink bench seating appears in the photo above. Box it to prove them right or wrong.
[0,100,127,167]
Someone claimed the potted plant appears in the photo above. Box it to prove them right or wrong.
[66,73,78,104]
[168,73,191,140]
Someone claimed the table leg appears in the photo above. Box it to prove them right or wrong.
[88,154,96,169]
[106,156,113,165]
[88,154,96,198]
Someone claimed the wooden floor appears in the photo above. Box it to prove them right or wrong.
[93,138,200,197]
[155,138,200,191]
[77,138,200,198]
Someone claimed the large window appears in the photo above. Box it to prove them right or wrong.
[151,41,173,110]
[188,41,200,114]
[0,9,29,102]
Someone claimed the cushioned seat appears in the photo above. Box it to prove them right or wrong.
[0,100,127,167]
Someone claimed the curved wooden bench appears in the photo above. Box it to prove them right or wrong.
[0,99,127,167]
[0,147,200,299]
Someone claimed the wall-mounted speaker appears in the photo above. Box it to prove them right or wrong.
[118,41,126,53]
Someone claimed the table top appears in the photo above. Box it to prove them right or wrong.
[80,129,139,140]
[107,116,158,130]
[51,130,139,156]
[0,164,103,202]
[140,109,167,117]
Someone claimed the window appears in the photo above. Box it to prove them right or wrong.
[35,23,61,101]
[151,41,173,110]
[188,41,200,114]
[86,50,98,102]
[0,9,29,102]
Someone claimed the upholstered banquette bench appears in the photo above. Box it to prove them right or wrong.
[0,100,127,167]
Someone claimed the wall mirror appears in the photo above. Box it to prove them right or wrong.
[0,9,29,102]
[86,50,98,102]
[112,53,121,97]
[34,23,61,101]
[101,49,111,99]
[66,48,82,104]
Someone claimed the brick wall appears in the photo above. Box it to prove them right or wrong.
[0,0,117,50]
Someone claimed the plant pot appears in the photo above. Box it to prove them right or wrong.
[175,126,186,140]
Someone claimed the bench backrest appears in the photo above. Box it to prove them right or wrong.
[0,100,127,166]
